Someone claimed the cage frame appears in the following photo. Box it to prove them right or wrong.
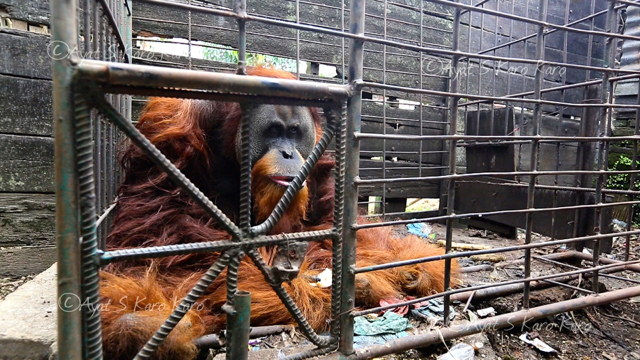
[51,0,640,359]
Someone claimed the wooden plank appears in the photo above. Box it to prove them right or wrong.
[0,74,52,136]
[455,178,574,238]
[131,49,348,88]
[455,178,613,250]
[457,63,590,117]
[0,193,55,247]
[0,246,56,277]
[129,86,447,131]
[0,28,51,80]
[514,112,581,186]
[360,158,441,178]
[360,121,443,163]
[361,101,446,130]
[0,0,50,26]
[364,210,441,222]
[132,97,446,164]
[132,0,451,91]
[359,159,441,199]
[0,134,54,193]
[465,107,516,178]
[359,180,440,198]
[459,17,605,60]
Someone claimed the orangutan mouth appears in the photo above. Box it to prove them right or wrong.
[270,176,306,188]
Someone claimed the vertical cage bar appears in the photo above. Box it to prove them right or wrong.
[626,79,640,262]
[522,0,548,309]
[296,0,300,79]
[83,0,91,53]
[226,291,252,360]
[51,0,83,358]
[330,104,346,339]
[228,1,251,358]
[339,0,365,354]
[381,0,387,216]
[188,0,192,70]
[593,0,618,292]
[341,0,346,85]
[94,3,104,249]
[418,0,424,178]
[75,92,104,360]
[552,0,572,241]
[101,8,108,247]
[443,0,461,326]
[573,0,597,243]
[236,0,247,75]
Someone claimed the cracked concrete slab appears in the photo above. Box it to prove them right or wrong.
[0,263,57,360]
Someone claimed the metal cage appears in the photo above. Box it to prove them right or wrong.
[52,0,640,359]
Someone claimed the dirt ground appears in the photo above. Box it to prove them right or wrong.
[0,274,34,301]
[208,223,640,360]
[3,222,639,359]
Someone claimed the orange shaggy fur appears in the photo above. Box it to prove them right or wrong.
[100,67,458,359]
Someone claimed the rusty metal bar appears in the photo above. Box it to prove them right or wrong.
[572,251,640,273]
[325,285,640,360]
[99,84,334,107]
[354,231,640,274]
[340,0,366,354]
[98,229,335,265]
[522,0,548,309]
[353,200,640,231]
[355,169,640,184]
[227,9,251,348]
[442,0,462,326]
[355,133,640,142]
[74,60,350,100]
[353,258,640,316]
[96,0,130,63]
[51,0,84,358]
[225,290,251,360]
[626,79,640,262]
[533,255,640,285]
[591,0,619,293]
[194,325,295,350]
[462,72,639,108]
[75,91,103,359]
[362,81,640,108]
[329,104,346,340]
[454,180,640,196]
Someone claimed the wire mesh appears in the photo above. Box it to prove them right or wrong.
[51,0,640,359]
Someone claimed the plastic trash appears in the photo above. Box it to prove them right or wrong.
[407,222,433,238]
[519,332,557,353]
[476,307,496,318]
[309,268,332,288]
[437,343,475,360]
[353,331,409,348]
[353,311,411,335]
[411,298,456,321]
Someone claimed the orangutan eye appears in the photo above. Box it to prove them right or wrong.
[265,124,283,137]
[287,127,299,138]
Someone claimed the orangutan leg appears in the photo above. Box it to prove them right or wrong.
[354,227,456,306]
[100,270,208,360]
